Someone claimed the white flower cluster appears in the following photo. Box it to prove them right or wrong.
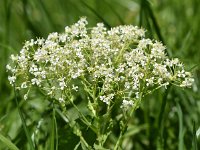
[7,17,194,108]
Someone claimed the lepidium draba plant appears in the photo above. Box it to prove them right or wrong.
[7,17,194,149]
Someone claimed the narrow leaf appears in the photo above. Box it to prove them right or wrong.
[176,102,185,150]
[0,133,19,150]
[192,122,198,150]
[14,87,35,150]
[81,0,111,29]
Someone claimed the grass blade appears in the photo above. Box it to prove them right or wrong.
[176,101,185,150]
[0,133,19,150]
[37,0,57,30]
[81,0,111,29]
[192,122,198,150]
[139,0,144,27]
[14,86,35,150]
[157,86,171,130]
[102,0,125,25]
[50,105,58,150]
[55,108,69,123]
[0,0,12,94]
[146,1,164,44]
[139,0,171,57]
[22,0,41,37]
[156,86,171,150]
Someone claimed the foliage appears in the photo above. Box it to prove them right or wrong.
[0,0,200,149]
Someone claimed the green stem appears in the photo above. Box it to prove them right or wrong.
[70,99,97,134]
[56,107,92,150]
[113,119,128,150]
[50,106,55,150]
[79,133,92,150]
[50,103,58,150]
[114,111,129,150]
[114,131,123,150]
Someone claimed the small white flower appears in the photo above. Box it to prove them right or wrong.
[21,82,28,88]
[180,78,194,87]
[146,77,154,86]
[135,92,139,99]
[121,100,134,108]
[59,78,66,90]
[59,98,65,103]
[36,38,45,45]
[8,76,16,85]
[31,78,41,86]
[10,54,18,61]
[24,94,28,100]
[138,38,152,49]
[47,32,58,40]
[72,84,78,91]
[6,64,12,71]
[100,94,114,104]
[124,82,130,89]
[162,82,169,89]
[59,34,67,42]
[171,58,179,65]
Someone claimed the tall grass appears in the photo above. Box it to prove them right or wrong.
[0,0,199,149]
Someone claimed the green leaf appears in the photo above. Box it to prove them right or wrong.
[0,133,19,150]
[123,124,147,137]
[192,122,198,150]
[176,101,185,150]
[81,0,111,29]
[14,87,35,150]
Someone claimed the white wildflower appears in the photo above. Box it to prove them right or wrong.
[180,78,194,87]
[24,94,28,100]
[10,54,18,61]
[72,84,78,91]
[121,100,134,108]
[146,77,154,86]
[31,78,41,86]
[21,82,28,89]
[8,76,16,85]
[100,94,114,104]
[59,78,66,90]
[135,92,139,99]
[59,97,65,103]
[6,64,12,71]
[6,17,193,110]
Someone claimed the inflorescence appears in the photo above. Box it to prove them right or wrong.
[7,17,194,109]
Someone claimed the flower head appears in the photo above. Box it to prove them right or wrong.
[7,17,194,109]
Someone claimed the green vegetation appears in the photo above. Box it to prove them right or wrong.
[0,0,200,149]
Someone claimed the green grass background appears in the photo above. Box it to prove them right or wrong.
[0,0,200,149]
